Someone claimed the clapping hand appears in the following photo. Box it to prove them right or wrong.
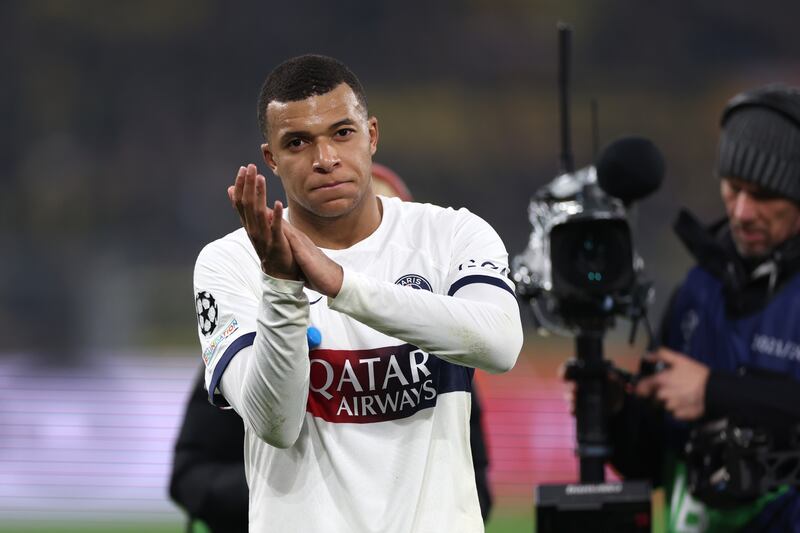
[227,164,344,297]
[228,164,299,281]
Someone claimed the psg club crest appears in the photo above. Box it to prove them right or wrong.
[394,274,432,291]
[195,291,218,336]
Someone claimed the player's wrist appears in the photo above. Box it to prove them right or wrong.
[261,261,299,281]
[322,263,344,298]
[261,270,306,295]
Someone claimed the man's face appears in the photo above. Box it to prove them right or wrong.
[262,83,378,220]
[721,177,800,258]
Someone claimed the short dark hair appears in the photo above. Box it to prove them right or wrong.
[257,54,368,140]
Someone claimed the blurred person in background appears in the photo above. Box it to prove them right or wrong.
[170,365,247,533]
[170,163,495,532]
[572,85,800,532]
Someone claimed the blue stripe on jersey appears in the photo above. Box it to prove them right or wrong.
[437,358,474,395]
[207,332,256,406]
[447,274,514,298]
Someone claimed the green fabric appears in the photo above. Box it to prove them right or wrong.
[191,519,211,533]
[662,454,787,532]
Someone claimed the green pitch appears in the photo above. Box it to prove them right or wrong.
[0,514,532,533]
[0,517,532,533]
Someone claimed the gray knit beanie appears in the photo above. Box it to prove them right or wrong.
[717,84,800,203]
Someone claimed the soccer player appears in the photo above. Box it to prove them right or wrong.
[193,54,522,532]
[176,163,497,531]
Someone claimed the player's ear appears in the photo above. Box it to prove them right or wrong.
[368,117,379,156]
[262,143,279,176]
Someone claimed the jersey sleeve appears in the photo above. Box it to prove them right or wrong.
[444,208,515,298]
[329,206,522,374]
[193,237,259,406]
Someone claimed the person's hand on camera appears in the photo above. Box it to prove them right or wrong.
[635,348,710,421]
[559,362,628,417]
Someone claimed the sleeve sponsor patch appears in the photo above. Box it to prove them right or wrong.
[202,318,240,366]
[456,258,510,276]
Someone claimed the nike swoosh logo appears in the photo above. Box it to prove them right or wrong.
[310,296,323,305]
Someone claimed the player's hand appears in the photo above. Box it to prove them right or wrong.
[228,164,299,280]
[283,226,344,297]
[635,348,709,421]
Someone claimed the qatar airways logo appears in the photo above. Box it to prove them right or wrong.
[307,344,440,423]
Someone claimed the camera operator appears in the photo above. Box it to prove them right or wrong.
[585,85,800,532]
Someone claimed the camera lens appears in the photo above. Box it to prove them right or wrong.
[550,218,634,298]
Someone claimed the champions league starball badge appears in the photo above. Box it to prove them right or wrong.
[195,291,218,336]
[394,274,433,291]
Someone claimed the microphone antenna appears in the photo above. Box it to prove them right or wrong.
[557,22,574,174]
[591,99,599,161]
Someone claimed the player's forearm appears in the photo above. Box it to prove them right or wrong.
[225,274,310,448]
[330,269,522,373]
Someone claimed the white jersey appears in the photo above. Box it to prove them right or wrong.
[193,196,522,533]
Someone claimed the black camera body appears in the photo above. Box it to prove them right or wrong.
[512,165,644,332]
[551,217,635,301]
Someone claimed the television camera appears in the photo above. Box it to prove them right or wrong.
[511,24,664,532]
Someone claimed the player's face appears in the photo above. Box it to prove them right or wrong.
[262,83,378,220]
[721,177,800,258]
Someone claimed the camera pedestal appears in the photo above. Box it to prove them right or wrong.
[536,480,652,533]
[535,329,653,532]
[571,329,611,483]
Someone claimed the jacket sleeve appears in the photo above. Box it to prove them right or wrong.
[705,369,800,428]
[469,384,493,521]
[169,367,248,532]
